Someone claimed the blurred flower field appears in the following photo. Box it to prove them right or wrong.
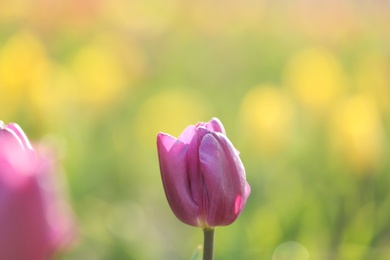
[1,0,390,259]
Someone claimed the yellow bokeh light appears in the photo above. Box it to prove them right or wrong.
[0,30,50,120]
[355,53,390,114]
[329,95,384,174]
[29,63,77,124]
[284,47,346,113]
[239,85,294,154]
[135,90,213,148]
[68,37,127,106]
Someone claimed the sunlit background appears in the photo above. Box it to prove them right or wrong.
[1,0,390,259]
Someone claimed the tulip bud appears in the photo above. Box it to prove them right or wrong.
[157,118,250,229]
[0,121,75,260]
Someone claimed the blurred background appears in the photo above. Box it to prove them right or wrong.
[1,0,390,259]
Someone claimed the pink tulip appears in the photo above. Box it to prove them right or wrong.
[157,118,250,228]
[0,121,75,260]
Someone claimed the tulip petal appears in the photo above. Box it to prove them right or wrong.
[196,118,226,135]
[157,133,199,226]
[6,123,33,151]
[0,174,51,260]
[178,125,197,144]
[0,127,25,152]
[199,133,249,227]
[0,122,76,260]
[213,132,250,215]
[206,117,226,134]
[186,127,209,211]
[0,126,31,188]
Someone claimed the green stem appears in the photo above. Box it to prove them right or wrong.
[203,228,215,260]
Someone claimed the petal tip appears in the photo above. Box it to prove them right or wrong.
[208,117,226,134]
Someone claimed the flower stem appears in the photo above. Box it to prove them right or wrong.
[203,228,215,260]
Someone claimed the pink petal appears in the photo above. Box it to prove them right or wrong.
[157,133,199,226]
[0,127,25,152]
[6,123,33,151]
[0,174,51,260]
[0,123,76,260]
[213,132,250,214]
[177,125,197,144]
[186,127,209,211]
[199,133,248,227]
[206,117,226,134]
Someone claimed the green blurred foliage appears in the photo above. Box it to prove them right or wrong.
[1,0,390,259]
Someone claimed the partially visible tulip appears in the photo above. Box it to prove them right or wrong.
[0,121,75,260]
[157,118,250,229]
